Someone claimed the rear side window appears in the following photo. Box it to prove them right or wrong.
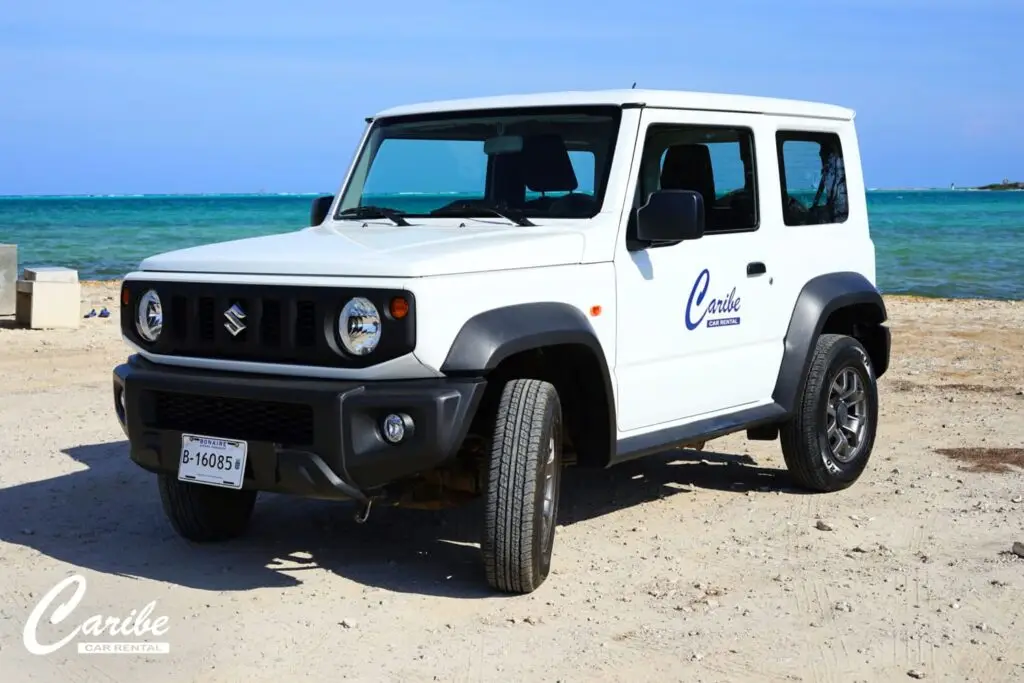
[776,131,848,226]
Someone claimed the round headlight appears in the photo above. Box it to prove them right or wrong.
[136,289,163,342]
[338,297,381,355]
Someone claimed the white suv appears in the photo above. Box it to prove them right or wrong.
[113,89,890,594]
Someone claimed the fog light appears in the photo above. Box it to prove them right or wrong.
[118,388,127,420]
[382,413,413,444]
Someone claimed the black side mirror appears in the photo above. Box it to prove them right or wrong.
[635,190,705,244]
[310,195,334,226]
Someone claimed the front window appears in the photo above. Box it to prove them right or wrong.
[336,106,622,222]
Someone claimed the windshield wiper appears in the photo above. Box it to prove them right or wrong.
[337,205,410,226]
[430,203,535,227]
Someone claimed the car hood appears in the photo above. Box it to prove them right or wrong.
[137,220,589,278]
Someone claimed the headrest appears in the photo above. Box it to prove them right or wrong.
[660,144,715,200]
[521,134,578,193]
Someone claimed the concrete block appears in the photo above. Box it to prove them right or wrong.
[0,244,15,316]
[15,279,81,329]
[23,266,79,283]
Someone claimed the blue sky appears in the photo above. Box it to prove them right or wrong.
[1,0,1020,195]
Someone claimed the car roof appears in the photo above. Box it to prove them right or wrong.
[371,89,855,121]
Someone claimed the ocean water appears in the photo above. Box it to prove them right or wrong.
[0,190,1021,300]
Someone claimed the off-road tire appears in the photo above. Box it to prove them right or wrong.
[158,474,258,542]
[780,333,879,492]
[482,378,564,594]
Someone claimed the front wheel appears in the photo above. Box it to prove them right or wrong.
[780,333,879,492]
[158,475,258,542]
[482,378,563,594]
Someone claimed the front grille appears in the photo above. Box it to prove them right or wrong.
[170,294,318,353]
[150,391,315,446]
[121,281,415,368]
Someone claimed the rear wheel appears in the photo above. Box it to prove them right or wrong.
[482,378,563,594]
[780,333,878,492]
[158,474,258,542]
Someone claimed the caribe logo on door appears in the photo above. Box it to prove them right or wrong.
[685,268,741,330]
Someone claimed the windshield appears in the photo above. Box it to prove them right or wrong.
[335,106,622,222]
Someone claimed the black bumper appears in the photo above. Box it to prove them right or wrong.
[112,355,485,501]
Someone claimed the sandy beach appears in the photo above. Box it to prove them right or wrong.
[1,281,1022,682]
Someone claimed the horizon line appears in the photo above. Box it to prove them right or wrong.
[0,186,1011,199]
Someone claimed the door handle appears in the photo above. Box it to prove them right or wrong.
[747,261,766,276]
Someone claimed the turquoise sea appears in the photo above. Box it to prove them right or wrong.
[0,190,1021,300]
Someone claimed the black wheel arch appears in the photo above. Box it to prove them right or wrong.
[773,271,890,414]
[441,302,617,467]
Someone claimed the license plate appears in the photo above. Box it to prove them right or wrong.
[178,433,248,489]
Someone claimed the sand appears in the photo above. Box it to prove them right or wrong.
[1,281,1022,682]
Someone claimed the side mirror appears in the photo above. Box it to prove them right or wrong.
[310,195,334,226]
[635,190,705,244]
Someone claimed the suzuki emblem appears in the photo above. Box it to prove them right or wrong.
[224,303,247,336]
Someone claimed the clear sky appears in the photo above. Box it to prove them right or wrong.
[1,0,1020,195]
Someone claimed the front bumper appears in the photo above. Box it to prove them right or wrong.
[112,355,485,501]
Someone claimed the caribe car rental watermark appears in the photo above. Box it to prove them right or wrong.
[23,574,171,655]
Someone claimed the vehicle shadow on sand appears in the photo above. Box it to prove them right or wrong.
[0,441,800,599]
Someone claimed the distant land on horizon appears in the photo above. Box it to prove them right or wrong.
[975,180,1024,191]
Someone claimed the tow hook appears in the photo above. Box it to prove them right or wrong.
[354,498,373,524]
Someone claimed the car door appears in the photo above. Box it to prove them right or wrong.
[612,107,784,433]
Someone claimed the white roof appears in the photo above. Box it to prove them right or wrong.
[372,89,855,121]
